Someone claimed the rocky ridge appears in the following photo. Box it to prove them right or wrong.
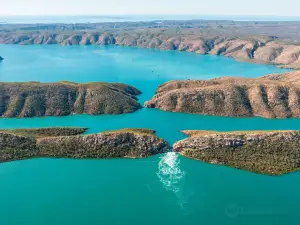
[0,128,170,162]
[0,81,142,117]
[1,30,300,68]
[145,70,300,118]
[173,130,300,175]
[0,127,88,138]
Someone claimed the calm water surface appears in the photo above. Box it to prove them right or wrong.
[0,45,299,225]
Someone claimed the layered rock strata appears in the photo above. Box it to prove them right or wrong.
[0,128,170,162]
[0,82,142,117]
[145,71,300,118]
[1,30,300,68]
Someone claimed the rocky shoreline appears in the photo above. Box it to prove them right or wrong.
[1,127,300,175]
[0,128,170,162]
[0,81,142,117]
[173,130,300,175]
[145,70,300,118]
[1,30,300,69]
[1,22,300,175]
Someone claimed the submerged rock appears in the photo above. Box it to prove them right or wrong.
[0,81,142,117]
[0,128,170,163]
[145,70,300,118]
[0,56,3,60]
[173,130,300,175]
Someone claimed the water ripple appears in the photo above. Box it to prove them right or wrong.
[157,152,185,193]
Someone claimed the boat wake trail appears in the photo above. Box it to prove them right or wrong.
[157,152,185,193]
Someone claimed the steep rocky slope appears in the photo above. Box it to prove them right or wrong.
[0,82,141,117]
[0,127,88,138]
[173,130,300,175]
[1,29,300,68]
[0,127,87,162]
[0,128,170,162]
[145,71,300,118]
[37,128,170,159]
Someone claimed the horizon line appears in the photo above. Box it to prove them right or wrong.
[1,14,300,17]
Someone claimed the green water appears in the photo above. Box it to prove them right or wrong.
[0,45,299,225]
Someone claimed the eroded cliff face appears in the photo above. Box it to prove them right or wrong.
[0,82,142,117]
[0,127,86,162]
[0,128,170,162]
[173,130,300,175]
[37,128,170,159]
[0,127,88,138]
[1,30,300,68]
[0,132,36,162]
[145,71,300,118]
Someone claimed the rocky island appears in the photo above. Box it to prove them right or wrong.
[173,130,300,175]
[0,81,142,117]
[0,127,170,162]
[2,126,300,175]
[1,21,300,68]
[145,70,300,118]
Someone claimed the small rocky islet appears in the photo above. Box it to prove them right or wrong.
[145,70,300,118]
[0,127,170,163]
[0,81,142,117]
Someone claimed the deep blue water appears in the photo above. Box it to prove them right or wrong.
[0,45,299,225]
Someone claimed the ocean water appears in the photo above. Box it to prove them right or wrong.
[0,45,299,225]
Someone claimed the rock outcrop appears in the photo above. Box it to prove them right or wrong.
[0,127,88,138]
[0,127,87,162]
[1,29,300,68]
[0,81,142,117]
[173,130,300,175]
[0,128,170,163]
[145,71,300,118]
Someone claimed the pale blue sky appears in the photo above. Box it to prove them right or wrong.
[0,0,299,16]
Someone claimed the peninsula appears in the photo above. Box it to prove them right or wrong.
[173,130,300,175]
[0,81,142,117]
[1,20,300,68]
[0,127,170,162]
[145,70,300,118]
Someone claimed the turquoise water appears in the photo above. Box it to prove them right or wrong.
[0,45,299,225]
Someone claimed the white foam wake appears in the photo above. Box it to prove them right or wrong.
[157,152,185,193]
